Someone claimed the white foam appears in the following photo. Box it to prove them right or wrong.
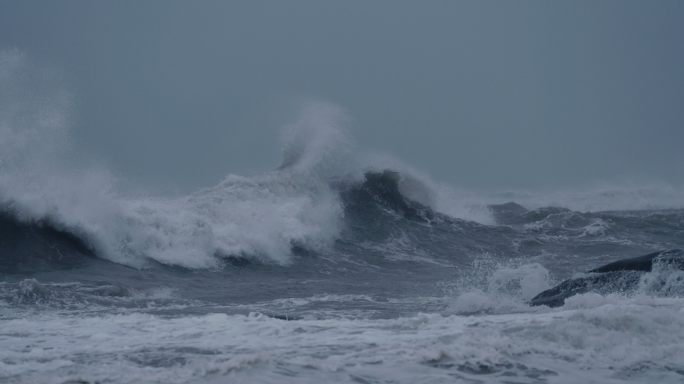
[121,168,344,267]
[0,55,350,268]
[447,263,553,315]
[117,102,352,267]
[580,218,611,237]
[4,299,684,383]
[638,260,684,297]
[487,263,552,300]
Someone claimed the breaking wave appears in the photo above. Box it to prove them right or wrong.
[0,51,493,269]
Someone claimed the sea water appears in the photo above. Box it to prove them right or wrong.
[2,50,684,384]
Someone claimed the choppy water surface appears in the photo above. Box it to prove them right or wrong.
[2,51,684,383]
[3,170,684,384]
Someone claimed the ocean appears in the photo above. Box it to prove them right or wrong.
[2,55,684,384]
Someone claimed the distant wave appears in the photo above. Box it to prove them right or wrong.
[489,182,684,213]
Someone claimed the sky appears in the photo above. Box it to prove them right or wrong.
[1,1,683,193]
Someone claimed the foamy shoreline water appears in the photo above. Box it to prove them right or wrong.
[3,49,684,384]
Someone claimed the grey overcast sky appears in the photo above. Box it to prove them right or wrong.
[1,1,683,192]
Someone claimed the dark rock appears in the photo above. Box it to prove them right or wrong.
[529,249,684,307]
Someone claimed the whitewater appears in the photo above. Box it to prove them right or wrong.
[2,51,684,384]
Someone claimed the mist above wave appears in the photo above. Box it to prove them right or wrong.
[0,51,493,269]
[0,58,351,268]
[3,50,682,272]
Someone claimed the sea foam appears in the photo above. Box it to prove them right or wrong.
[0,52,350,268]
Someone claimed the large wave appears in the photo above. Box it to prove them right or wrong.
[0,65,349,268]
[0,52,490,269]
[3,50,684,272]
